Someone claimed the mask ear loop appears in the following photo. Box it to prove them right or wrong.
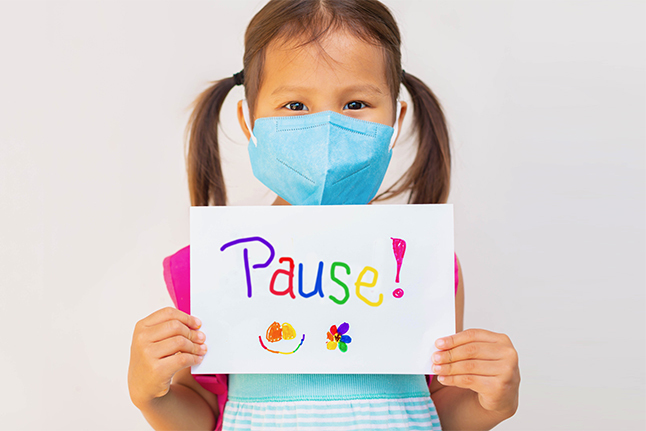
[242,99,258,146]
[388,100,402,151]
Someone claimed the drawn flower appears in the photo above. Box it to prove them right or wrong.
[326,322,352,352]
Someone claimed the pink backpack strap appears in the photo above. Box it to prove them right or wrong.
[163,245,191,313]
[454,252,459,295]
[162,245,228,431]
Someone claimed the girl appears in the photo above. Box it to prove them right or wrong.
[128,1,520,430]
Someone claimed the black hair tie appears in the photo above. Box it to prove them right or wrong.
[401,69,406,82]
[233,70,245,86]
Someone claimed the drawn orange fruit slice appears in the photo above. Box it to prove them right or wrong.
[282,323,296,340]
[266,321,282,343]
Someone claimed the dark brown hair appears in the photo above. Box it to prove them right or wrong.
[186,0,451,206]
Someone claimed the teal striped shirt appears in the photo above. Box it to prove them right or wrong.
[222,374,442,430]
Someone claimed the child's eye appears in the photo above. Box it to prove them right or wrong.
[284,102,309,111]
[344,101,367,110]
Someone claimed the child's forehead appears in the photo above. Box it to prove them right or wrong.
[261,30,389,93]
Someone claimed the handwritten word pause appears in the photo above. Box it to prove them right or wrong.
[220,236,385,307]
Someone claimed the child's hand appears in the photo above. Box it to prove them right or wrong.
[128,307,207,408]
[432,329,520,417]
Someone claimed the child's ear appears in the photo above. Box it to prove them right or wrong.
[237,100,252,140]
[391,101,407,149]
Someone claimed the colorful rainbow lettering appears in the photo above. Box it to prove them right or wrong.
[221,236,407,307]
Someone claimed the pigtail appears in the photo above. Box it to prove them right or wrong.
[402,72,451,204]
[374,72,451,204]
[185,77,237,206]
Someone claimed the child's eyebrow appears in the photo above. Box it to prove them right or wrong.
[270,84,384,96]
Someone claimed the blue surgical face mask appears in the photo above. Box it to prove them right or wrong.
[243,101,402,205]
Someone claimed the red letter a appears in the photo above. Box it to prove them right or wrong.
[269,257,295,299]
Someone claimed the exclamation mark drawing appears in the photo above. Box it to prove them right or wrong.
[391,237,406,298]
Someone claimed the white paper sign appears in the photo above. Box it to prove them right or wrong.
[190,204,455,374]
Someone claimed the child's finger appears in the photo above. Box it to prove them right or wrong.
[140,307,202,330]
[435,329,509,350]
[151,335,208,359]
[147,319,206,345]
[160,351,205,374]
[436,373,494,393]
[432,342,504,364]
[432,359,504,377]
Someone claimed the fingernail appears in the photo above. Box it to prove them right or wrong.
[436,338,446,348]
[200,344,208,352]
[433,364,442,373]
[195,317,202,327]
[197,356,204,363]
[433,353,441,363]
[197,331,206,341]
[437,375,445,382]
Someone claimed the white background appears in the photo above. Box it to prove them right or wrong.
[0,0,643,430]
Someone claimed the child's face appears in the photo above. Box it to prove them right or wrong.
[238,30,406,138]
